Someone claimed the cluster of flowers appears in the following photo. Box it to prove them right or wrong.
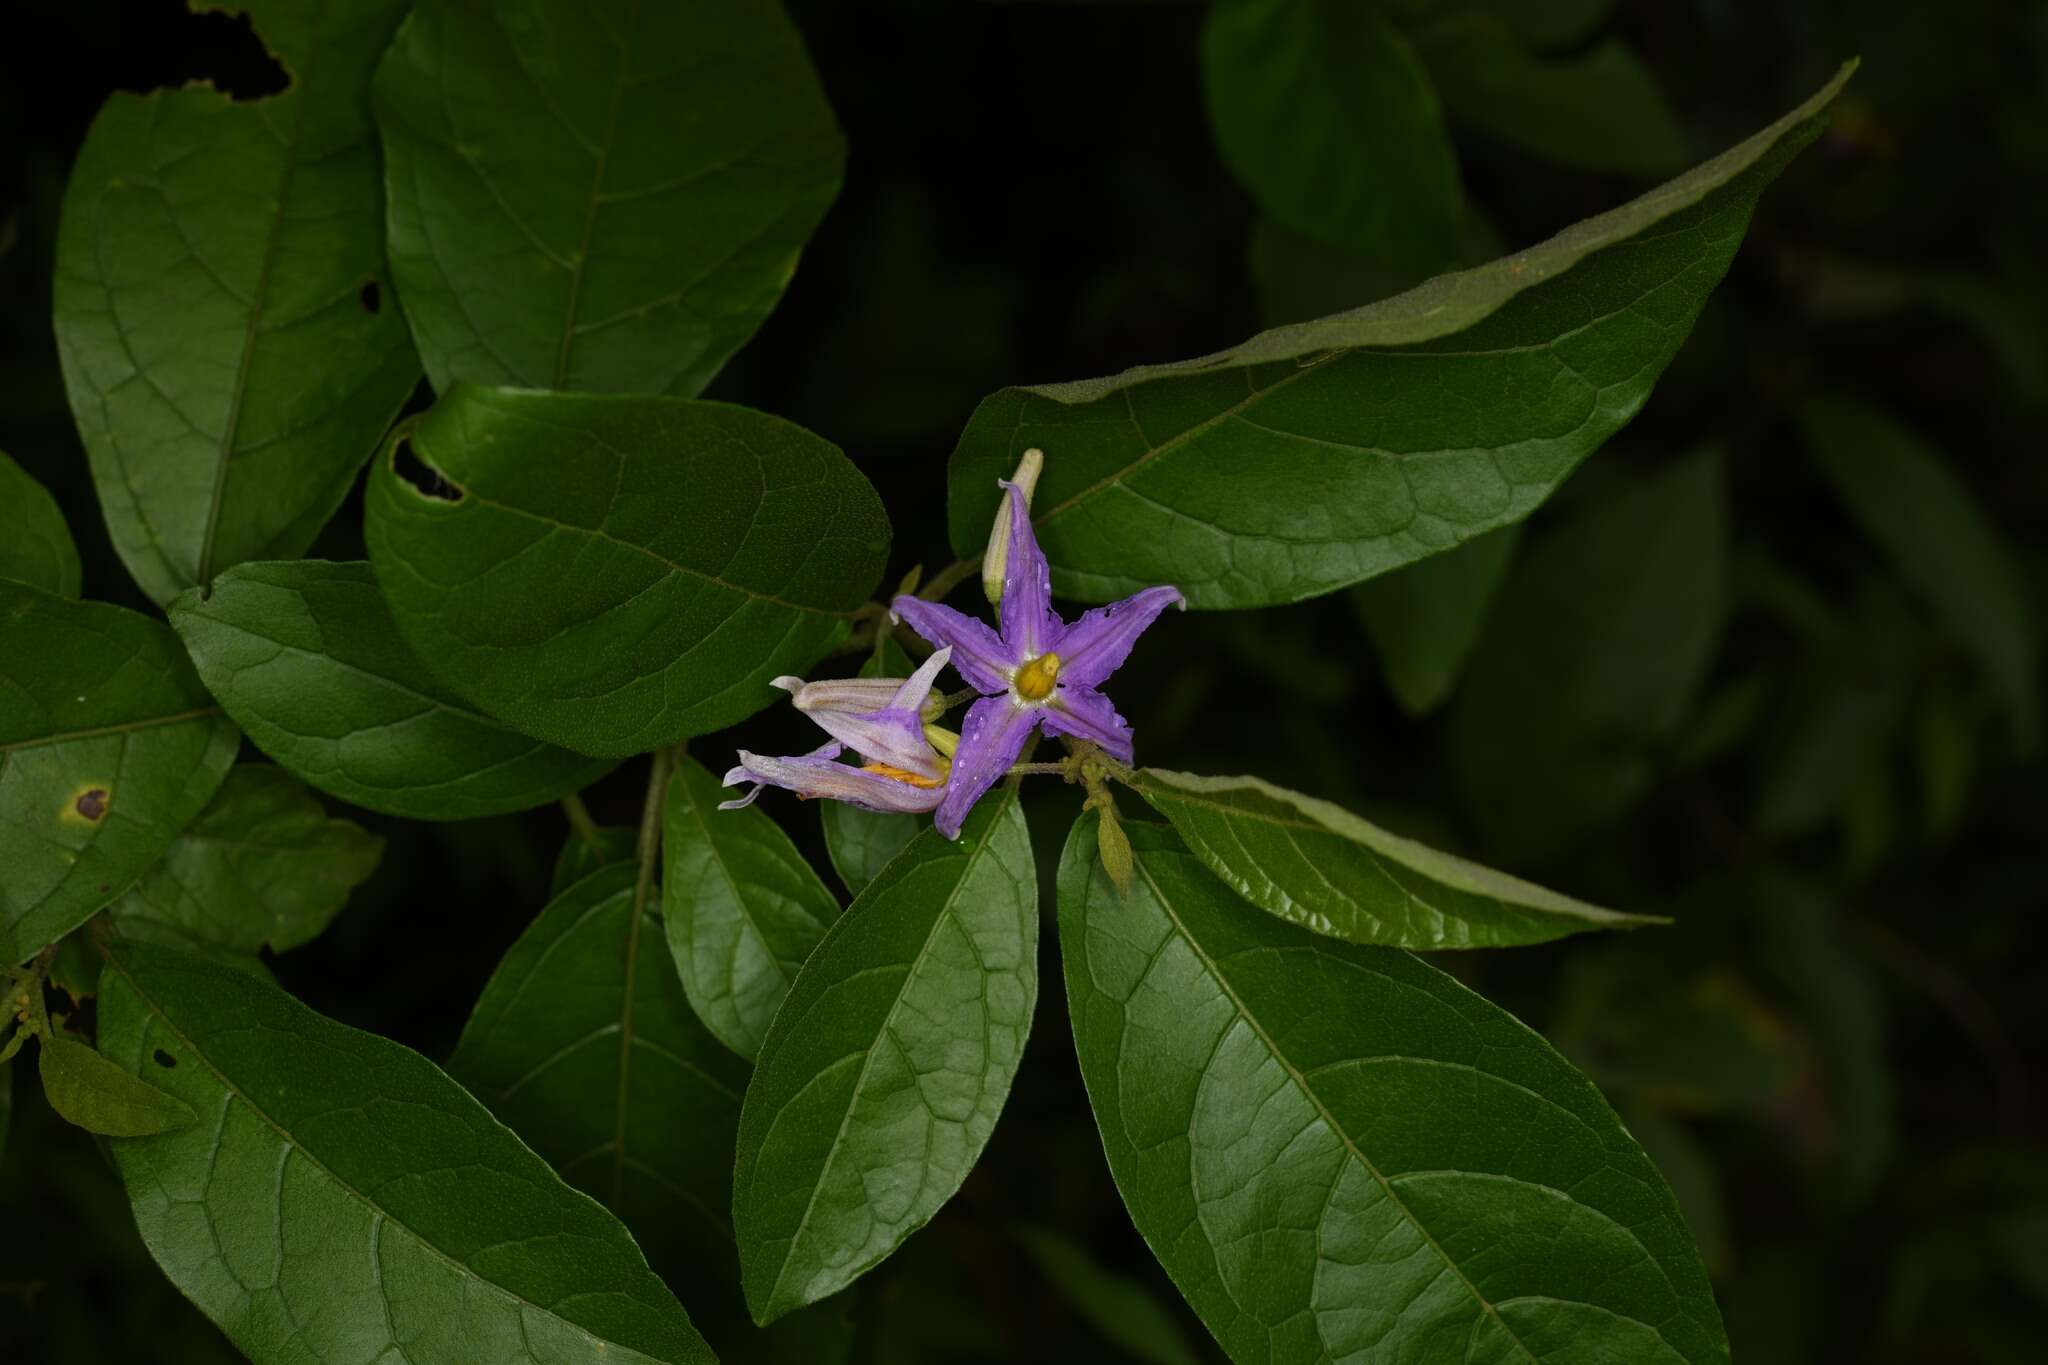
[722,454,1184,839]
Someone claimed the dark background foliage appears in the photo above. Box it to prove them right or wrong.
[3,1,2044,1361]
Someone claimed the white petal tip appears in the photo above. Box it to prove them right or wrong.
[770,675,804,694]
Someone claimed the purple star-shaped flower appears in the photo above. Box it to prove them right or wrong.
[892,479,1183,838]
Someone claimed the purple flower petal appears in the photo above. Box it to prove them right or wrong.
[891,595,1016,694]
[1055,585,1184,690]
[996,481,1059,659]
[1039,685,1134,764]
[798,708,944,779]
[721,744,945,814]
[934,695,1038,839]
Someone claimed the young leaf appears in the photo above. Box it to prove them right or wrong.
[948,64,1852,609]
[818,638,923,896]
[38,1033,197,1137]
[734,790,1037,1324]
[1800,395,2038,747]
[0,451,81,597]
[52,0,421,605]
[448,862,750,1285]
[1349,524,1520,716]
[1,583,239,965]
[1059,819,1730,1364]
[1012,1224,1205,1365]
[1132,768,1657,949]
[96,939,716,1365]
[374,0,843,397]
[663,755,841,1062]
[170,560,614,820]
[108,765,383,956]
[364,386,891,756]
[551,824,639,897]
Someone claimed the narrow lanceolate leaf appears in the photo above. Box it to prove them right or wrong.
[1,584,238,965]
[819,638,923,896]
[375,0,843,397]
[735,791,1037,1324]
[449,862,750,1288]
[949,64,1853,609]
[38,1033,197,1137]
[1349,524,1519,716]
[0,451,81,596]
[1800,395,2039,747]
[1133,769,1656,949]
[170,560,613,820]
[366,386,890,756]
[664,755,841,1061]
[52,0,421,605]
[1060,820,1729,1365]
[97,939,716,1365]
[109,765,383,956]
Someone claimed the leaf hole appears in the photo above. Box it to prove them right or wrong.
[391,437,463,503]
[359,279,381,314]
[167,8,292,102]
[152,1049,177,1070]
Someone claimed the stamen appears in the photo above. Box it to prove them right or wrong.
[860,762,947,789]
[1014,651,1061,702]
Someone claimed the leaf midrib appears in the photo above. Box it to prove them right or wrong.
[0,706,223,756]
[553,0,638,388]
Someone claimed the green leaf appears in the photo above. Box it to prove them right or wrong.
[38,1032,198,1137]
[1349,524,1519,715]
[1451,448,1729,859]
[1059,819,1729,1365]
[448,861,750,1286]
[1416,21,1687,177]
[0,450,81,596]
[734,790,1037,1324]
[664,755,841,1062]
[108,764,383,956]
[818,637,922,896]
[170,560,614,820]
[52,0,421,605]
[1012,1224,1205,1365]
[374,0,843,397]
[1133,767,1657,948]
[365,385,891,756]
[948,64,1851,609]
[96,939,716,1365]
[1203,0,1460,270]
[1,583,239,965]
[551,824,639,897]
[1800,395,2038,747]
[1403,0,1621,51]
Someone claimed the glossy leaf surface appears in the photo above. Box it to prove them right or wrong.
[52,0,420,604]
[949,65,1850,608]
[735,791,1036,1323]
[170,560,613,820]
[664,755,841,1062]
[818,639,923,896]
[97,939,715,1364]
[38,1033,197,1137]
[0,451,81,596]
[1,584,238,965]
[1133,768,1655,949]
[365,385,890,756]
[109,764,383,955]
[1349,525,1519,715]
[1060,820,1728,1364]
[375,0,843,396]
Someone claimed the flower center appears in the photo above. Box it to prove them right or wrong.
[1013,651,1061,703]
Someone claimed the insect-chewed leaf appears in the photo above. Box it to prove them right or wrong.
[0,451,81,598]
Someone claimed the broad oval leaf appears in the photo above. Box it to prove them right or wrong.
[818,640,922,896]
[1,583,239,965]
[1349,523,1519,716]
[1132,768,1657,949]
[38,1033,197,1137]
[96,939,716,1365]
[1059,819,1729,1365]
[0,451,81,596]
[664,754,841,1061]
[109,764,383,956]
[170,560,613,820]
[948,64,1852,609]
[365,385,890,756]
[52,0,421,604]
[375,0,843,397]
[734,790,1037,1324]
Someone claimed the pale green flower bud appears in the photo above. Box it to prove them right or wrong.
[982,447,1044,607]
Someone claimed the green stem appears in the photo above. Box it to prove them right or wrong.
[919,556,981,602]
[561,792,605,857]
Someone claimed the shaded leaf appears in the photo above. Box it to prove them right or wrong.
[0,450,81,596]
[375,0,843,397]
[664,754,840,1062]
[948,66,1850,609]
[1059,818,1729,1364]
[38,1032,197,1137]
[1133,768,1656,948]
[735,790,1037,1324]
[364,385,890,756]
[1012,1224,1205,1365]
[1349,524,1519,715]
[97,939,715,1364]
[170,560,614,820]
[109,764,383,956]
[2,583,239,965]
[551,824,638,897]
[52,0,421,604]
[818,637,922,896]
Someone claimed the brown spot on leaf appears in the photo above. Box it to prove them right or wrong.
[74,788,108,821]
[153,1049,177,1069]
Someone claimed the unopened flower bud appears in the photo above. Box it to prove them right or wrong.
[982,447,1044,608]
